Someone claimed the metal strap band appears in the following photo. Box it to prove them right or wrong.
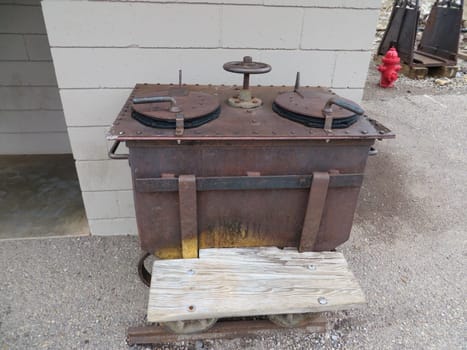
[178,175,198,258]
[175,113,184,136]
[299,172,330,252]
[135,174,362,193]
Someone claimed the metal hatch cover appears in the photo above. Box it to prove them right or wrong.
[273,87,363,129]
[274,87,357,120]
[131,90,221,129]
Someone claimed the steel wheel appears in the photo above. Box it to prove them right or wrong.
[162,318,218,334]
[137,252,152,287]
[268,313,319,328]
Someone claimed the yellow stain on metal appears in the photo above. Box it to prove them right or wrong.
[199,224,274,249]
[182,237,198,258]
[154,247,182,259]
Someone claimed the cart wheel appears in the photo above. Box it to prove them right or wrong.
[162,318,218,334]
[268,313,319,328]
[137,252,151,287]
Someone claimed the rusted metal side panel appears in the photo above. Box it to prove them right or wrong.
[197,189,306,249]
[313,187,362,251]
[129,140,371,255]
[128,141,371,177]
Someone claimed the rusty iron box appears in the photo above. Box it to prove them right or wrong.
[108,84,394,259]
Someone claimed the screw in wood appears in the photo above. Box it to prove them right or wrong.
[318,297,328,305]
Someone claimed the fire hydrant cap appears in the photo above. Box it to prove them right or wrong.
[382,47,401,65]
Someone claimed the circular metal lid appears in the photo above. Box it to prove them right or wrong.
[132,91,220,121]
[274,87,359,120]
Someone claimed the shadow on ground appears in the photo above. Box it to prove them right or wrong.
[0,155,89,239]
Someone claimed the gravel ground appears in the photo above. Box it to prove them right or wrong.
[1,91,466,349]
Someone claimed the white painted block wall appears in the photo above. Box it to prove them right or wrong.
[0,0,70,154]
[41,0,381,236]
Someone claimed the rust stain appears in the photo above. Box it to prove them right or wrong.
[154,247,182,259]
[199,221,275,248]
[182,237,198,258]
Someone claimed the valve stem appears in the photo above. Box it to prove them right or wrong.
[294,72,304,98]
[294,72,300,92]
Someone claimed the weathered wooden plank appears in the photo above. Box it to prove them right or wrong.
[148,247,365,322]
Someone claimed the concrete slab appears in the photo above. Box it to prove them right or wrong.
[0,155,89,239]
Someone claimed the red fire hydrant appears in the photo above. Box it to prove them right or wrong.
[378,47,401,88]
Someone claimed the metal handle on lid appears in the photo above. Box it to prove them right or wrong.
[322,97,364,117]
[132,96,182,113]
[321,97,364,133]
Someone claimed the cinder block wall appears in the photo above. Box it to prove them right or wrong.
[0,0,70,154]
[41,0,381,235]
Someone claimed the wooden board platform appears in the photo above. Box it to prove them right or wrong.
[148,247,365,322]
[401,64,458,79]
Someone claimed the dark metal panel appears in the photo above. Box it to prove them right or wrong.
[377,1,419,65]
[197,189,306,249]
[313,187,362,251]
[128,142,372,179]
[417,1,463,64]
[128,141,370,254]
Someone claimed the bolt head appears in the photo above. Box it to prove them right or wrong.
[318,297,328,305]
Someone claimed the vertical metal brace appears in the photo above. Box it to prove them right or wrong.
[299,172,330,252]
[323,115,333,133]
[178,175,198,258]
[175,113,184,136]
[322,106,334,133]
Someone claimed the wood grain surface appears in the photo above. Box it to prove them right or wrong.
[148,247,365,322]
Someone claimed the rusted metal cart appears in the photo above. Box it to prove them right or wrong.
[107,57,394,343]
